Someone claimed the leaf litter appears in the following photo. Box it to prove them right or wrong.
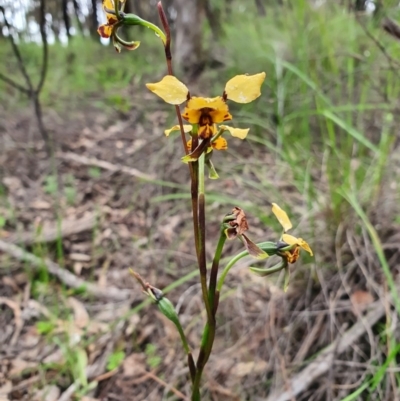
[0,102,400,400]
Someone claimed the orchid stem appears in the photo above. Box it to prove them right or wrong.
[198,153,212,320]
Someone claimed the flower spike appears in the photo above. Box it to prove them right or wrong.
[147,72,266,164]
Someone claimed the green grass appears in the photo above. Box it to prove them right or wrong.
[0,30,166,113]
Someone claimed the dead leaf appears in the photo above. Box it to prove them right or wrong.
[73,262,83,276]
[351,290,374,315]
[67,297,90,329]
[30,199,52,210]
[0,230,10,239]
[0,296,23,345]
[33,385,60,401]
[69,253,91,262]
[122,353,146,377]
[0,381,12,401]
[9,358,37,377]
[231,360,268,377]
[3,176,22,191]
[2,276,20,293]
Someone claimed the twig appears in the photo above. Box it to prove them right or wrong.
[0,72,30,94]
[131,369,189,400]
[382,17,400,41]
[58,383,77,401]
[264,299,387,401]
[0,240,131,301]
[0,6,34,93]
[5,214,96,245]
[58,152,155,181]
[355,13,400,77]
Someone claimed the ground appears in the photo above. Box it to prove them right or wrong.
[1,95,399,401]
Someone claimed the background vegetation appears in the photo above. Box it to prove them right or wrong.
[1,0,400,400]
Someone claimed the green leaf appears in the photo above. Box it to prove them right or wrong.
[44,175,58,194]
[88,167,101,178]
[36,321,56,335]
[106,350,125,371]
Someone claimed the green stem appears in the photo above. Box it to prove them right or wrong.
[123,14,166,44]
[191,154,215,400]
[217,251,248,293]
[208,231,226,312]
[217,241,279,293]
[198,153,212,321]
[174,319,196,383]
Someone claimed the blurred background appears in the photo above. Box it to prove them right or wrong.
[2,0,400,400]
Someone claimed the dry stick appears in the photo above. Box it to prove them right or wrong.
[264,299,386,401]
[0,1,50,150]
[58,152,155,181]
[5,214,96,245]
[0,240,131,301]
[356,13,400,78]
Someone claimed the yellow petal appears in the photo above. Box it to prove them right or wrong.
[198,124,216,139]
[281,235,313,257]
[146,76,189,105]
[209,107,232,124]
[102,0,116,19]
[219,125,249,139]
[186,96,226,111]
[298,238,313,256]
[164,124,192,137]
[281,233,299,246]
[272,203,293,231]
[212,137,227,150]
[102,0,114,11]
[182,107,202,124]
[98,23,113,38]
[224,72,266,104]
[272,203,293,232]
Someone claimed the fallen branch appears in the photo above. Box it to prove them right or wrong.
[265,300,386,401]
[6,214,96,245]
[58,152,155,181]
[0,240,131,301]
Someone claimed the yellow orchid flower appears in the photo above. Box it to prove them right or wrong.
[146,73,266,150]
[271,203,313,263]
[97,0,119,39]
[98,0,140,52]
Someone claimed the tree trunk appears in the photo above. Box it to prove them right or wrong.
[203,0,222,40]
[72,0,84,35]
[62,0,71,38]
[354,0,367,11]
[173,0,205,78]
[255,0,266,16]
[90,0,98,36]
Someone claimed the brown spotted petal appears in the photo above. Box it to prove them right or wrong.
[225,207,249,239]
[242,234,268,260]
